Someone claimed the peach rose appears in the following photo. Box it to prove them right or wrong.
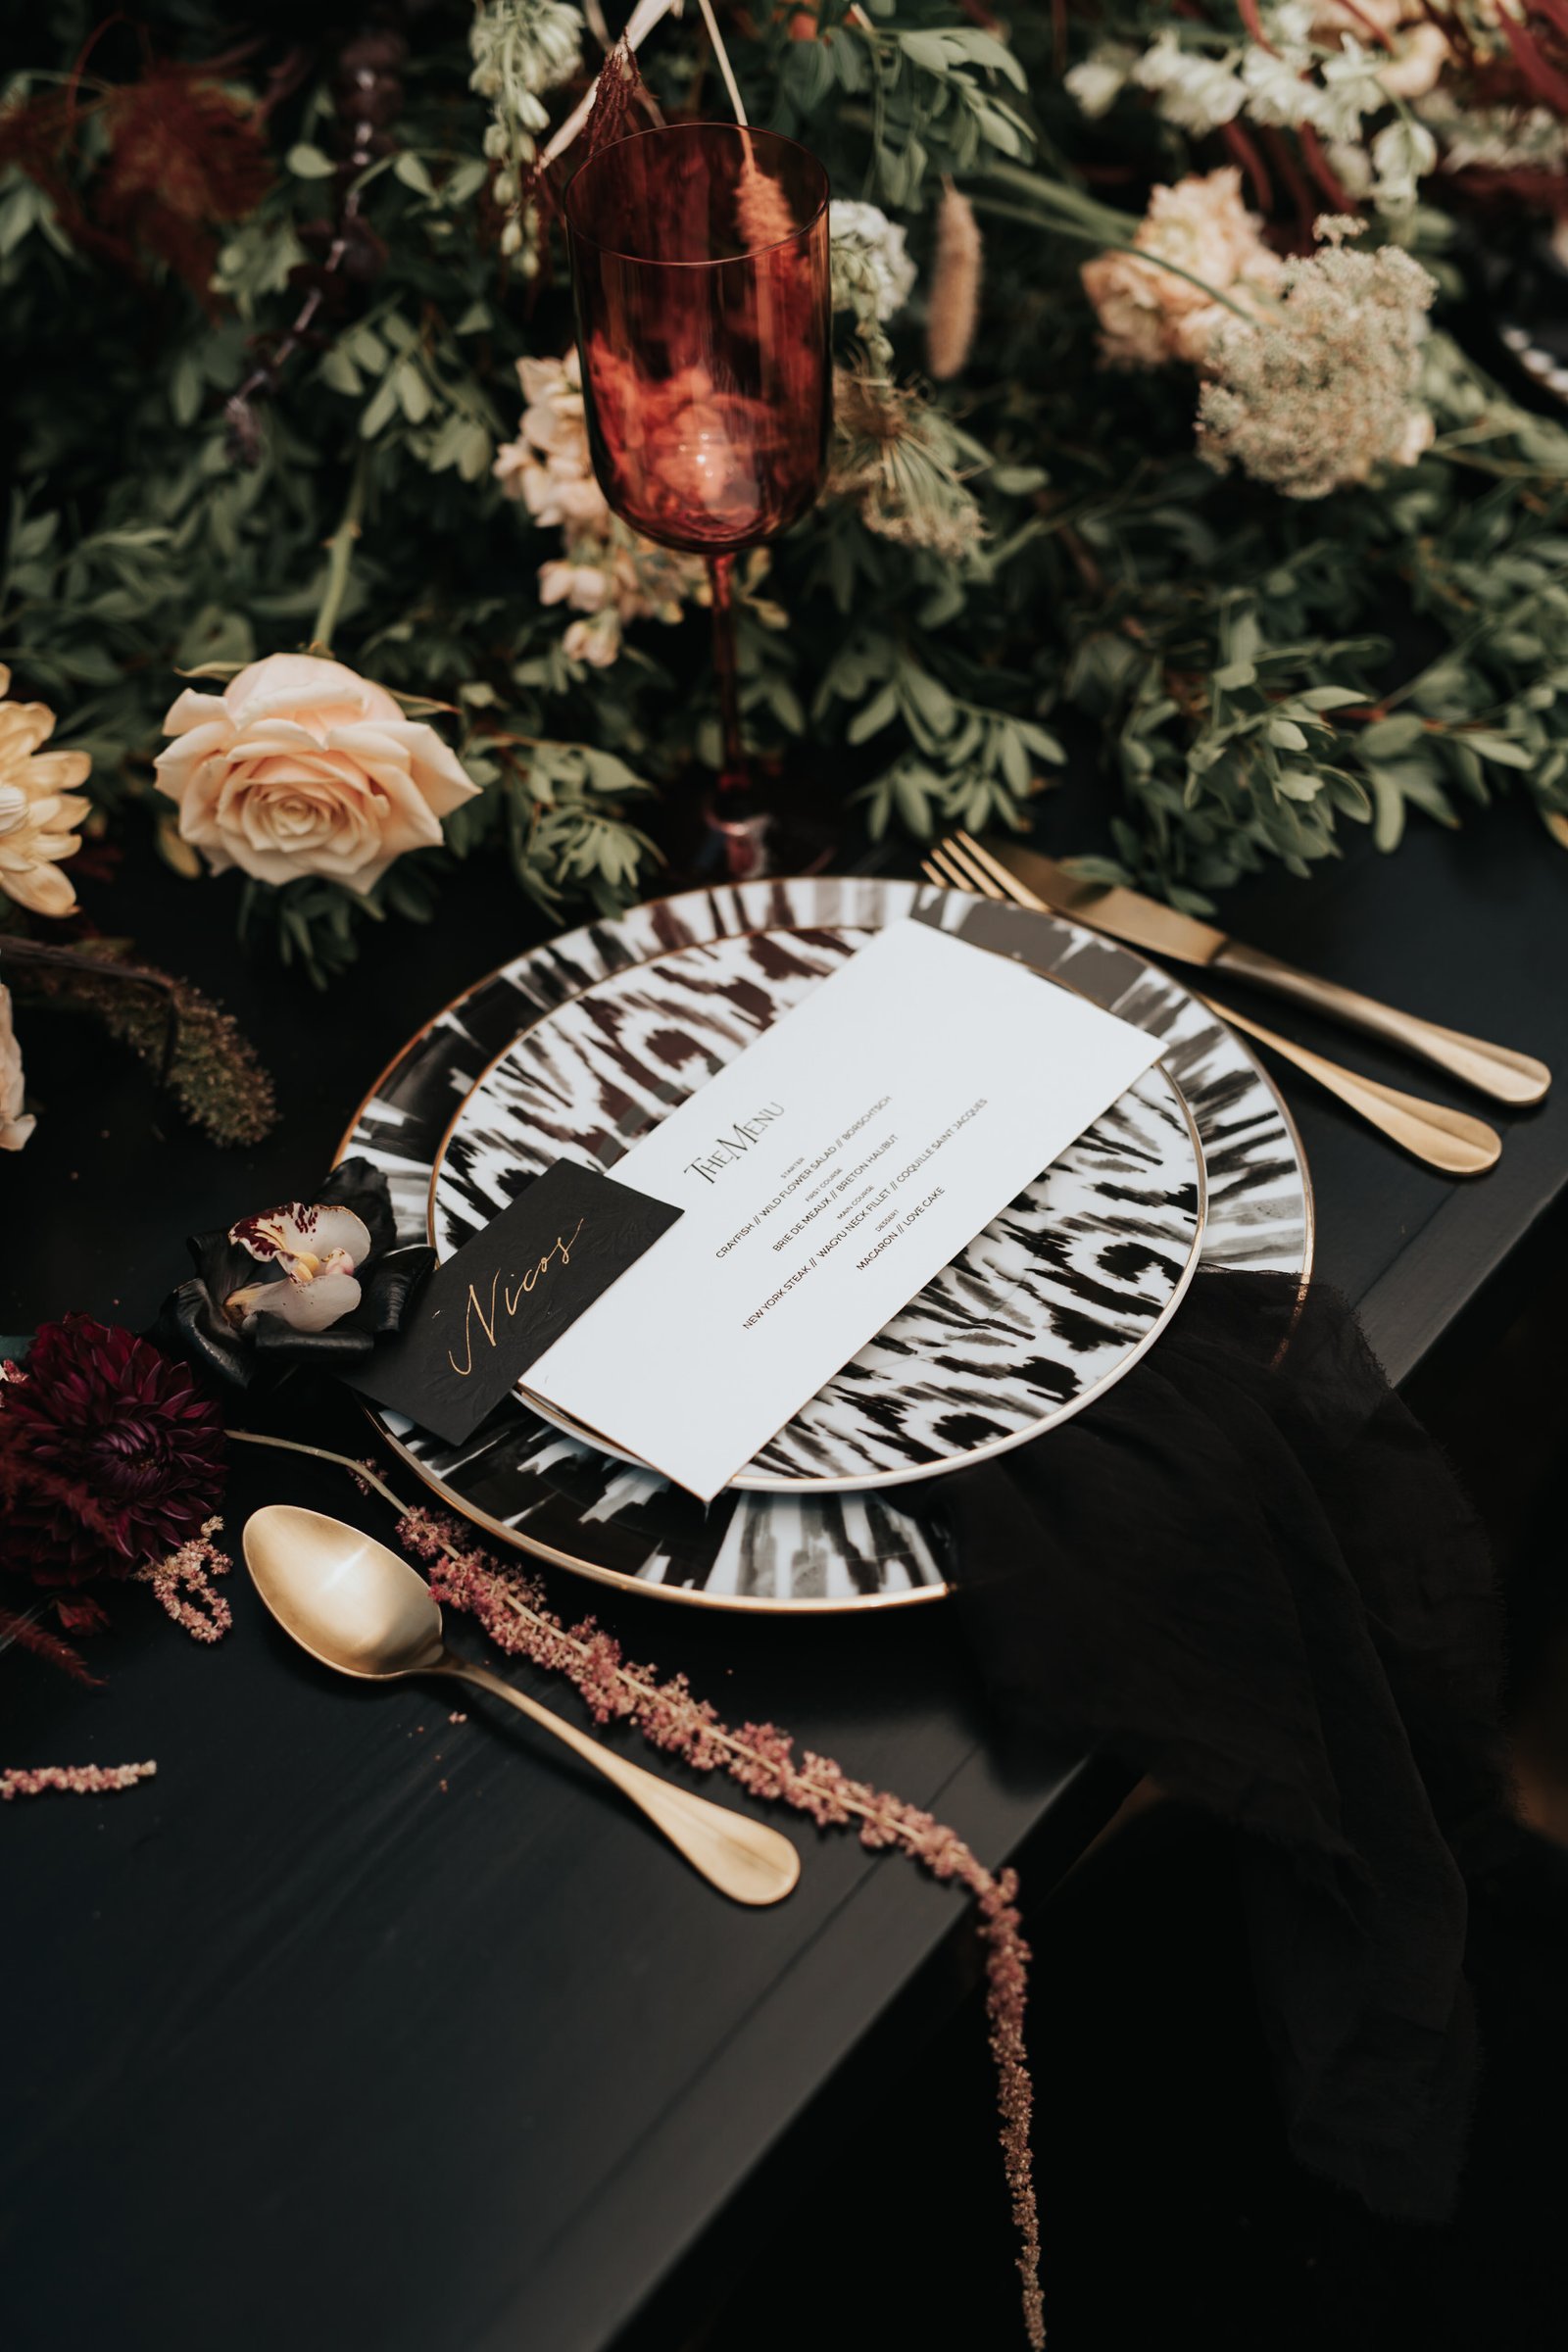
[154,654,479,894]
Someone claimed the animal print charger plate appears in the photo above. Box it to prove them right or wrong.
[430,932,1206,1494]
[341,878,1312,1613]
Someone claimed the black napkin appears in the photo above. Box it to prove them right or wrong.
[931,1270,1508,2224]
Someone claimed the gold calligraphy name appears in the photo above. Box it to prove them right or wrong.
[445,1219,585,1378]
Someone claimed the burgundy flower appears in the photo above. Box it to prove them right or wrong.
[0,1315,225,1585]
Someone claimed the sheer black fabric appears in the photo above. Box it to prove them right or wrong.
[932,1271,1508,2224]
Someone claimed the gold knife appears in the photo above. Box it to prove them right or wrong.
[981,835,1550,1107]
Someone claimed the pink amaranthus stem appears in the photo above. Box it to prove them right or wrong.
[229,1430,1046,2346]
[136,1517,234,1643]
[2,1760,156,1800]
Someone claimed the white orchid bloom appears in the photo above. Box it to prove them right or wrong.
[224,1202,373,1333]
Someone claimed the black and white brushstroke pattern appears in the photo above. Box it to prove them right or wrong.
[432,931,1203,1491]
[342,879,1311,1611]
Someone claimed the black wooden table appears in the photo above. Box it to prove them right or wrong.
[4,796,1565,2352]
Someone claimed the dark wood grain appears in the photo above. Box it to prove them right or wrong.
[3,792,1565,2352]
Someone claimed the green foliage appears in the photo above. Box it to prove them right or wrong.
[1015,333,1568,904]
[0,0,1565,975]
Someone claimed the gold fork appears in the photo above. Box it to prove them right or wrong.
[921,837,1501,1177]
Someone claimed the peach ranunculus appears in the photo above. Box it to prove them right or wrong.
[1082,168,1284,371]
[0,663,90,917]
[154,655,479,894]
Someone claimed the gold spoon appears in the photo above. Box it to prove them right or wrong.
[242,1504,801,1907]
[1192,994,1502,1176]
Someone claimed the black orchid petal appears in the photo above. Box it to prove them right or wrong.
[322,1156,397,1258]
[250,1323,376,1365]
[158,1275,256,1390]
[363,1244,435,1336]
[186,1224,255,1308]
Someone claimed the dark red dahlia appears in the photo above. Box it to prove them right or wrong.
[0,1315,225,1586]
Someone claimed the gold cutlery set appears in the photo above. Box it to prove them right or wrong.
[245,844,1550,1895]
[922,831,1550,1177]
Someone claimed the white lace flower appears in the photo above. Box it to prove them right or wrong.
[1199,228,1437,498]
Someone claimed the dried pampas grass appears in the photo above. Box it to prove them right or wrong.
[927,181,983,381]
[737,139,797,254]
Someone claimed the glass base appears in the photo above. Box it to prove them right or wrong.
[651,755,840,885]
[691,786,837,884]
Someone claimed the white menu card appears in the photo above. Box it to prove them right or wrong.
[522,920,1162,1500]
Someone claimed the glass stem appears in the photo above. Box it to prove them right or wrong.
[707,554,751,798]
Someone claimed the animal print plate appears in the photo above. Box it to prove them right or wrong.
[430,931,1206,1492]
[340,877,1312,1612]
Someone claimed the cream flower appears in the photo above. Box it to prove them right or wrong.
[0,664,90,918]
[1395,405,1436,467]
[1082,169,1284,370]
[563,612,623,668]
[511,450,612,530]
[1369,116,1439,208]
[1134,31,1247,137]
[0,980,34,1152]
[496,349,710,665]
[224,1201,373,1332]
[1313,3,1452,102]
[516,348,587,449]
[154,654,479,895]
[828,199,917,325]
[538,559,611,612]
[1379,23,1450,101]
[494,350,612,529]
[1065,44,1139,122]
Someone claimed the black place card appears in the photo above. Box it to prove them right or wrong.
[343,1160,682,1447]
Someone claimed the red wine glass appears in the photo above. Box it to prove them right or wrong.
[564,122,831,877]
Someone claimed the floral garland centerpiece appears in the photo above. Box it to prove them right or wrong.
[0,2,1562,972]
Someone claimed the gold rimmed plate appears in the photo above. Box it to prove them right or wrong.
[338,877,1312,1611]
[428,930,1208,1494]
